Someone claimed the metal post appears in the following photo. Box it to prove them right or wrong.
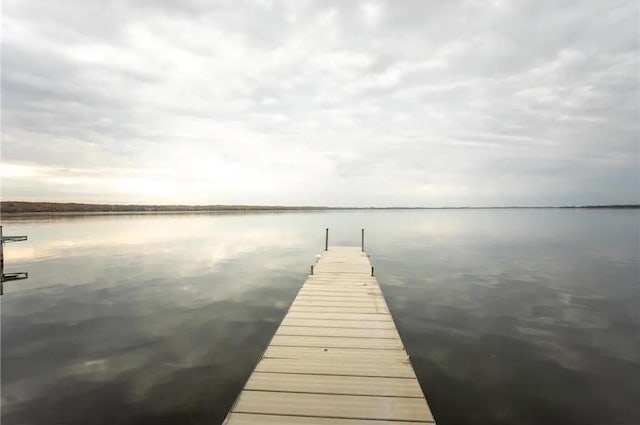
[325,228,329,251]
[310,264,314,275]
[371,266,374,277]
[361,228,365,252]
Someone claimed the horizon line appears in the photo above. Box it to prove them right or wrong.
[1,200,638,212]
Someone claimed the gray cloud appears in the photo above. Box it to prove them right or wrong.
[1,0,638,206]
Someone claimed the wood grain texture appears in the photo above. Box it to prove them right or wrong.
[269,334,403,349]
[281,317,396,329]
[226,413,433,425]
[276,325,400,338]
[285,312,393,321]
[231,391,433,422]
[255,357,416,378]
[263,345,409,361]
[245,372,425,397]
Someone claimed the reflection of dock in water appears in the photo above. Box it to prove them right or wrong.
[1,225,29,295]
[224,240,436,424]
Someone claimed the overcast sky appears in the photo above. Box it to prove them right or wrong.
[1,0,638,206]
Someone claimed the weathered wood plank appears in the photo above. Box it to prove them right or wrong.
[307,277,375,282]
[314,267,371,271]
[293,295,385,303]
[276,325,399,339]
[297,290,382,298]
[298,289,380,296]
[293,296,385,304]
[263,345,408,361]
[281,318,396,329]
[269,334,403,349]
[288,306,389,313]
[255,357,415,378]
[308,276,374,280]
[226,413,433,425]
[302,284,378,290]
[299,286,381,293]
[307,280,373,283]
[285,311,393,321]
[232,391,433,422]
[245,372,425,397]
[313,270,372,275]
[291,299,388,308]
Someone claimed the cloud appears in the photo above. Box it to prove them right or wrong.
[2,0,638,206]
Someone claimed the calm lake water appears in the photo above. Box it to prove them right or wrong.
[2,209,639,425]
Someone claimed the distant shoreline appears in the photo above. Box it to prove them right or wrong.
[1,201,638,215]
[0,201,328,214]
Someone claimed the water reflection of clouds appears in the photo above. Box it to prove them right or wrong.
[378,210,639,389]
[5,215,305,272]
[3,210,638,425]
[4,259,295,423]
[3,215,313,421]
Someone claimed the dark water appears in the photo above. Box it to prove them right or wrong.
[2,209,639,425]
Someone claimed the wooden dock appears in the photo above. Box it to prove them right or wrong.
[223,246,435,424]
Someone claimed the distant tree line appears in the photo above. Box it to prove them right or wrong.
[558,205,639,209]
[0,201,329,214]
[1,201,637,214]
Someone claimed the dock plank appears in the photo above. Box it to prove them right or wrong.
[226,413,433,425]
[298,287,382,294]
[245,372,425,397]
[288,306,389,314]
[285,312,392,321]
[263,345,409,361]
[276,325,400,338]
[255,357,415,378]
[296,292,385,299]
[291,299,388,308]
[281,317,396,329]
[232,391,433,422]
[270,334,403,349]
[296,291,383,298]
